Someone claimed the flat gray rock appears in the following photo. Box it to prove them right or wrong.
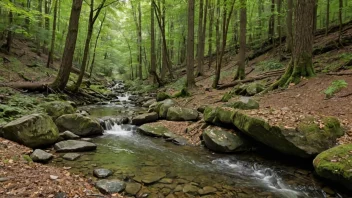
[54,140,97,152]
[62,153,81,161]
[95,179,126,194]
[93,168,113,178]
[30,149,53,163]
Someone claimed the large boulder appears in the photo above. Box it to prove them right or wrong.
[131,112,158,126]
[55,114,103,137]
[156,92,171,101]
[138,123,169,137]
[202,126,250,153]
[40,101,76,119]
[166,107,199,121]
[30,149,53,163]
[1,114,59,148]
[204,107,344,158]
[142,99,157,108]
[149,99,177,118]
[54,140,97,152]
[313,144,352,190]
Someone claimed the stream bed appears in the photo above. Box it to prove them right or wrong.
[50,97,338,198]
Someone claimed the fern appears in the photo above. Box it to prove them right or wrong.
[324,80,348,99]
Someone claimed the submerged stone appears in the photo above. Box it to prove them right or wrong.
[93,168,113,178]
[125,182,142,195]
[95,179,126,194]
[62,153,81,161]
[54,140,97,152]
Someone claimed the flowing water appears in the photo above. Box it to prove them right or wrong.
[50,89,338,197]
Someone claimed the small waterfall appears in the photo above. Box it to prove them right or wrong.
[102,119,136,137]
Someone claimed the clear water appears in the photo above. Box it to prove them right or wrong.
[51,104,334,197]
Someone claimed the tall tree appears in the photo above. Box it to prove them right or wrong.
[51,0,84,90]
[338,0,343,40]
[44,0,51,53]
[90,11,107,77]
[196,0,205,76]
[47,0,58,68]
[313,0,318,33]
[186,0,195,88]
[1,0,14,53]
[269,0,315,89]
[326,0,330,35]
[234,0,246,80]
[268,0,275,43]
[286,0,293,52]
[208,0,215,68]
[150,0,160,85]
[36,0,43,55]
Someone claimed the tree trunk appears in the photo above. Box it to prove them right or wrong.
[74,0,107,92]
[24,0,31,31]
[186,0,195,88]
[138,1,143,79]
[326,0,330,35]
[339,0,343,40]
[90,11,106,77]
[208,0,214,68]
[47,0,58,68]
[196,0,205,76]
[2,0,14,53]
[268,0,275,43]
[286,0,293,52]
[270,0,315,89]
[51,0,83,91]
[36,0,43,55]
[234,0,246,80]
[44,0,51,53]
[277,0,282,46]
[150,0,158,84]
[313,0,318,33]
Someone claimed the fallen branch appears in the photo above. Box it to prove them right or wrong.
[217,69,285,90]
[327,71,352,76]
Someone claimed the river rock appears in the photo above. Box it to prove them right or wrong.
[55,114,103,137]
[149,99,177,118]
[54,140,97,152]
[62,153,81,161]
[125,183,142,195]
[59,131,80,140]
[93,168,113,178]
[30,149,53,163]
[313,144,352,190]
[183,184,199,195]
[95,179,126,194]
[156,92,171,101]
[133,172,166,184]
[166,107,199,121]
[204,107,344,158]
[40,101,76,119]
[1,114,59,148]
[225,97,259,110]
[142,99,157,108]
[202,126,249,153]
[245,82,265,96]
[131,112,158,126]
[138,123,169,137]
[198,186,217,195]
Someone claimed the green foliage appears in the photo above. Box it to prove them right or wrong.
[22,155,33,163]
[125,79,156,94]
[173,87,191,98]
[339,53,352,62]
[221,92,233,102]
[256,59,284,72]
[323,80,348,99]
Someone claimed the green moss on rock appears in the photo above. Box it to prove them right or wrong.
[156,92,171,101]
[40,101,76,119]
[55,114,103,137]
[173,88,191,98]
[313,144,352,190]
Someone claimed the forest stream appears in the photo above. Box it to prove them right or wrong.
[49,87,331,198]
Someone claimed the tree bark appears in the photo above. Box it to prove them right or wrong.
[186,0,195,88]
[268,0,275,43]
[277,0,282,47]
[286,0,293,52]
[44,0,51,53]
[339,0,343,40]
[270,0,315,89]
[47,0,58,68]
[137,1,143,79]
[51,0,83,91]
[313,0,318,33]
[234,0,246,80]
[208,0,214,68]
[326,0,330,35]
[196,0,205,76]
[150,0,158,84]
[36,0,43,55]
[2,0,14,53]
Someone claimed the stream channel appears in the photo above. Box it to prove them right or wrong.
[51,84,340,198]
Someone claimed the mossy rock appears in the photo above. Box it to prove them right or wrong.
[225,98,259,110]
[40,101,76,120]
[55,114,103,137]
[138,123,170,137]
[313,144,352,190]
[1,114,59,148]
[245,82,265,96]
[221,92,233,102]
[173,88,191,98]
[202,126,250,153]
[166,107,199,121]
[204,107,235,126]
[156,92,171,101]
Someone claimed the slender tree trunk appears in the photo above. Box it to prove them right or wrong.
[36,0,43,55]
[90,11,106,77]
[47,0,58,68]
[186,0,195,88]
[257,0,263,41]
[51,0,83,90]
[277,0,282,46]
[213,0,235,88]
[208,0,214,68]
[338,0,343,40]
[138,1,143,79]
[268,0,275,43]
[3,0,14,53]
[44,0,51,53]
[24,0,31,31]
[234,0,246,80]
[196,0,205,76]
[150,0,159,84]
[326,0,330,35]
[286,0,293,52]
[313,0,318,33]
